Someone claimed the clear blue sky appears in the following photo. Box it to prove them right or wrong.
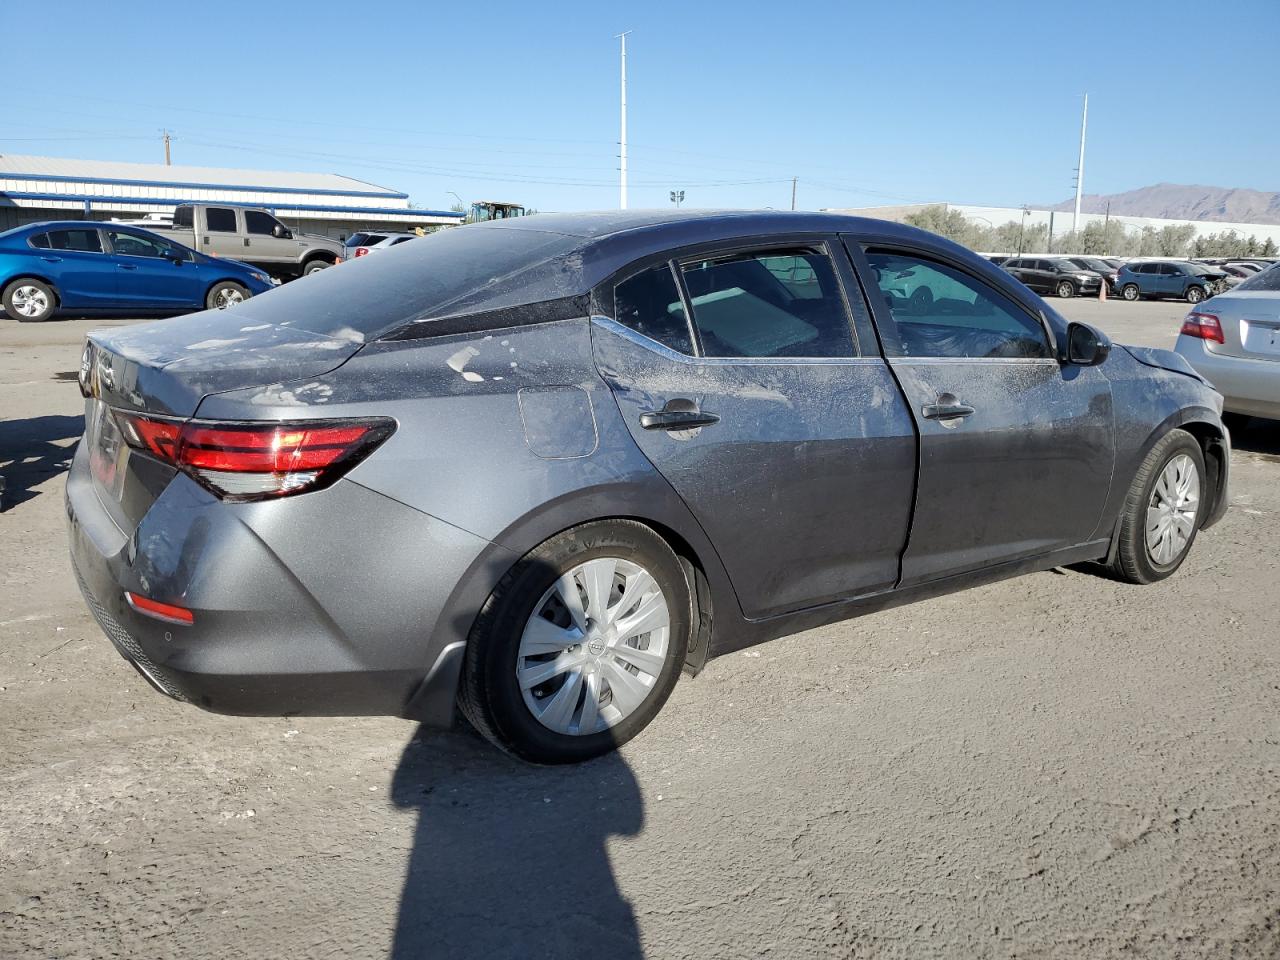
[4,0,1278,213]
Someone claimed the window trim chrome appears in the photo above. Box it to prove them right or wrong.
[591,315,884,366]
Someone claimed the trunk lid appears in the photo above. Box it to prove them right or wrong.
[1205,291,1280,361]
[82,308,363,532]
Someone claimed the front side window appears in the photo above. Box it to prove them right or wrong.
[107,230,174,259]
[679,247,855,358]
[613,265,694,355]
[865,249,1051,360]
[46,229,103,253]
[205,207,237,232]
[244,210,282,236]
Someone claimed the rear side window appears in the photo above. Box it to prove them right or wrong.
[679,248,855,358]
[390,237,414,246]
[46,229,103,253]
[865,249,1050,360]
[613,265,694,355]
[28,233,50,249]
[244,210,280,236]
[362,234,387,246]
[205,207,237,232]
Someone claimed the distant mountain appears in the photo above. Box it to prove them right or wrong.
[1048,183,1280,225]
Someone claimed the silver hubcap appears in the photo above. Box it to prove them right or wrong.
[1146,454,1200,565]
[1124,286,1138,300]
[11,285,49,317]
[517,557,671,736]
[213,287,244,309]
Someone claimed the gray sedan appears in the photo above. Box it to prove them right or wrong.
[68,211,1230,763]
[1176,264,1280,421]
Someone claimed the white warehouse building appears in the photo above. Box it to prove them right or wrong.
[0,154,461,239]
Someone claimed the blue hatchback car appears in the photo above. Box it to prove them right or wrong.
[0,221,274,322]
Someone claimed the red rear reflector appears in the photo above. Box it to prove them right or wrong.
[126,592,194,625]
[114,414,395,501]
[1181,312,1225,344]
[354,247,369,257]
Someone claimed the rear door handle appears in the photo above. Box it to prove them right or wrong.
[640,410,720,431]
[40,256,63,263]
[118,264,139,271]
[922,394,975,421]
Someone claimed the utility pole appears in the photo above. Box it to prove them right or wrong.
[1104,200,1110,226]
[791,177,797,211]
[162,129,172,166]
[1072,93,1088,235]
[616,31,631,210]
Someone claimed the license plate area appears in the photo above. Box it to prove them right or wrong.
[1241,318,1280,357]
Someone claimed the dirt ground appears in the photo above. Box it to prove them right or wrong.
[2,300,1279,959]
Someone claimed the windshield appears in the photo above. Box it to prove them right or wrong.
[1236,262,1280,292]
[225,224,582,341]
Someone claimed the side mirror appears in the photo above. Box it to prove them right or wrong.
[272,224,291,239]
[1066,321,1111,366]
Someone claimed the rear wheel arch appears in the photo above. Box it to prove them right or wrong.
[3,274,61,302]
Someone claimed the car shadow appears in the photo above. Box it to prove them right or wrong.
[0,414,83,511]
[1228,415,1280,457]
[390,724,646,959]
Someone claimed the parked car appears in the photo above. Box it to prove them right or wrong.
[345,232,420,259]
[1064,256,1120,292]
[68,211,1230,763]
[1219,265,1252,287]
[1226,261,1264,274]
[0,222,274,322]
[1116,261,1227,303]
[1176,262,1280,420]
[147,204,344,281]
[1002,256,1103,298]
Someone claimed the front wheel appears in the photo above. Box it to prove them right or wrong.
[1122,283,1141,301]
[1186,285,1206,304]
[206,281,249,310]
[1106,429,1206,584]
[3,279,56,322]
[459,520,691,764]
[1056,280,1076,299]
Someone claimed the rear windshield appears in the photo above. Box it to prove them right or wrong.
[228,224,582,341]
[1236,263,1280,291]
[346,233,371,247]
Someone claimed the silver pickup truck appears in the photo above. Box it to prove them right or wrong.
[150,204,344,281]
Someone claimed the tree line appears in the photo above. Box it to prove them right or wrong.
[901,205,1279,259]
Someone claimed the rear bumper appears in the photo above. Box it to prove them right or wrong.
[66,441,499,725]
[1175,336,1280,420]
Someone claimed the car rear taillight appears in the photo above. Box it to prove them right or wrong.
[354,247,369,257]
[114,413,395,501]
[1180,312,1225,344]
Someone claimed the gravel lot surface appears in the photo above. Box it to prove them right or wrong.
[2,299,1278,959]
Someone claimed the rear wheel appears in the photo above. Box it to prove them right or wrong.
[1106,429,1206,584]
[1186,285,1206,304]
[1122,283,1141,301]
[3,279,56,322]
[459,520,690,764]
[302,260,331,277]
[1056,280,1076,299]
[206,281,249,310]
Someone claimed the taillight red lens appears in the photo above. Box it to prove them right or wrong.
[354,247,369,257]
[126,592,195,626]
[114,414,395,500]
[1180,312,1225,344]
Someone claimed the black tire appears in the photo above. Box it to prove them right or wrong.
[1186,285,1206,304]
[1122,284,1141,301]
[459,520,691,764]
[1106,429,1206,585]
[1056,280,1076,299]
[2,278,56,322]
[302,259,331,277]
[205,281,249,310]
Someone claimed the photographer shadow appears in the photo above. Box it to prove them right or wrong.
[390,724,646,960]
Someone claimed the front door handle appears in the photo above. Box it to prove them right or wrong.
[922,394,975,421]
[640,409,720,431]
